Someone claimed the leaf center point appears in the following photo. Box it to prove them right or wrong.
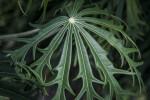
[69,18,75,23]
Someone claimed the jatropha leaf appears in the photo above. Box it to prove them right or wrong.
[30,24,69,78]
[73,26,104,100]
[8,0,144,100]
[74,24,136,100]
[44,25,74,100]
[8,16,68,63]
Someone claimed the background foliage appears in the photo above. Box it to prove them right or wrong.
[0,0,150,100]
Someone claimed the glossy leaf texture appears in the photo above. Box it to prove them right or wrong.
[8,0,144,100]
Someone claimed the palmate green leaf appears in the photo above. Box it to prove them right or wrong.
[44,25,74,100]
[30,24,69,79]
[74,24,135,100]
[9,0,144,100]
[8,16,68,63]
[76,7,108,17]
[73,26,104,100]
[76,6,128,29]
[75,21,143,91]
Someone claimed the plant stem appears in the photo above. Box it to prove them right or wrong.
[0,28,62,40]
[0,29,39,40]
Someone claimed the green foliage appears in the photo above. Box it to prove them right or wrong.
[0,63,38,100]
[99,0,147,41]
[3,0,145,100]
[18,0,52,20]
